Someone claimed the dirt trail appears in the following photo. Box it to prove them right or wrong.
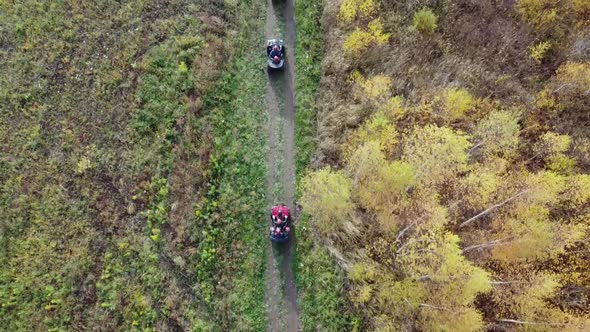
[264,0,299,330]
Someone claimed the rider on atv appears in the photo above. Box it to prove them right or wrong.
[271,204,289,226]
[266,40,285,69]
[269,45,283,65]
[270,204,290,242]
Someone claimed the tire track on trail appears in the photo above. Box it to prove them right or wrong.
[264,0,299,330]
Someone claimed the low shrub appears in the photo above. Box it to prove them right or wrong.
[412,8,438,34]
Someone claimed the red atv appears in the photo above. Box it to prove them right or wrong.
[269,204,291,243]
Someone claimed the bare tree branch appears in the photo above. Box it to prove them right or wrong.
[462,238,512,253]
[551,84,571,95]
[403,298,413,308]
[458,191,528,229]
[497,319,566,327]
[419,303,451,312]
[395,222,415,244]
[468,141,485,154]
[416,275,431,282]
[490,280,528,286]
[396,238,428,255]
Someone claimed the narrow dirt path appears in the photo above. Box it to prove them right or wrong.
[264,0,299,330]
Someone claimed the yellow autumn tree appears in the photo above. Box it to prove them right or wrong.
[517,0,559,30]
[396,213,491,331]
[379,95,405,121]
[338,0,377,24]
[343,110,398,159]
[343,19,390,56]
[496,273,590,330]
[460,165,502,211]
[537,62,590,114]
[489,171,585,261]
[351,72,392,102]
[529,41,552,63]
[473,109,521,160]
[347,205,491,331]
[533,132,575,172]
[300,167,354,234]
[346,141,415,228]
[444,88,474,120]
[561,174,590,208]
[402,125,471,188]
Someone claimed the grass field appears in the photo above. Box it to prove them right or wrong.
[0,0,271,330]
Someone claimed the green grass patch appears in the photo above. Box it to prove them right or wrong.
[294,0,322,180]
[196,0,269,329]
[294,0,351,331]
[0,1,220,330]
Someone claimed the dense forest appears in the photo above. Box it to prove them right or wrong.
[301,0,590,330]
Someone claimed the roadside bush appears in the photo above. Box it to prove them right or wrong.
[301,168,354,234]
[412,8,438,34]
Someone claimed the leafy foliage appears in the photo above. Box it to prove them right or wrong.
[474,109,521,160]
[352,72,393,101]
[412,8,438,34]
[517,0,559,30]
[313,0,590,329]
[343,110,398,159]
[338,0,377,24]
[301,168,354,234]
[403,125,471,188]
[444,88,474,120]
[529,41,552,63]
[343,19,390,55]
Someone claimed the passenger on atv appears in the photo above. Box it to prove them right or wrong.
[271,204,289,226]
[270,204,290,242]
[268,45,283,65]
[266,40,285,69]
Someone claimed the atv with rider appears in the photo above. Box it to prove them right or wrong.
[266,39,285,70]
[269,204,291,243]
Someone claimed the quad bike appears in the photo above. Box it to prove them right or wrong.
[269,204,291,243]
[266,39,285,70]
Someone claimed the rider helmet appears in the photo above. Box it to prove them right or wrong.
[273,45,279,51]
[273,56,280,63]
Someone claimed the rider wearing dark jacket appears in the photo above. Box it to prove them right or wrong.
[269,45,282,63]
